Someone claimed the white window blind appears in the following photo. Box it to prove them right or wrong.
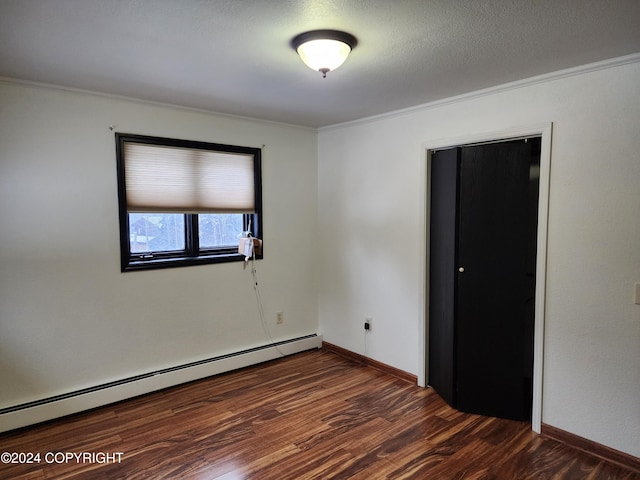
[123,142,256,213]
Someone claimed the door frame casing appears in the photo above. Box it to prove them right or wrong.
[419,123,552,433]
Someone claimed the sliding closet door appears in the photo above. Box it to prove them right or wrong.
[429,138,539,421]
[455,139,537,421]
[428,147,459,406]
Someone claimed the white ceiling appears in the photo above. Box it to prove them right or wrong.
[1,0,639,128]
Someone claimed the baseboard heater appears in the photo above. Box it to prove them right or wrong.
[0,334,322,433]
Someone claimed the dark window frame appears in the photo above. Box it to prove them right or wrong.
[115,133,263,272]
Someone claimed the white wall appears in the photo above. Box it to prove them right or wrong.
[318,59,640,457]
[0,81,318,411]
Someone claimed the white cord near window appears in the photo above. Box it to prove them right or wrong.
[249,252,286,357]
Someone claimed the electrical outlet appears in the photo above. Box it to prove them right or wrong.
[276,311,284,324]
[364,316,372,331]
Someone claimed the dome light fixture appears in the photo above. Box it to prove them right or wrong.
[291,30,358,78]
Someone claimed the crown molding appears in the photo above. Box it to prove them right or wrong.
[321,53,640,131]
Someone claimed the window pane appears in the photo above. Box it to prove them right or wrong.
[129,213,185,253]
[199,214,244,248]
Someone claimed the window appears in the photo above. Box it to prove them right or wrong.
[116,133,262,271]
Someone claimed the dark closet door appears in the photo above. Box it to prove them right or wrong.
[428,147,459,407]
[429,138,539,422]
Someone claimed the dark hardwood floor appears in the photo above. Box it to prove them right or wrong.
[1,349,638,479]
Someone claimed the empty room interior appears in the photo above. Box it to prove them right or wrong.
[1,1,639,478]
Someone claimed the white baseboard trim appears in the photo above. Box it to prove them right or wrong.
[0,334,322,433]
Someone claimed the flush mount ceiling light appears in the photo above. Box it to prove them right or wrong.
[291,30,357,78]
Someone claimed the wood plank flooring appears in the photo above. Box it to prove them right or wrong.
[1,349,638,479]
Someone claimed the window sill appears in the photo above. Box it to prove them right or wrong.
[122,252,263,272]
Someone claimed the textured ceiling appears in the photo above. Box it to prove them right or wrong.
[1,0,639,127]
